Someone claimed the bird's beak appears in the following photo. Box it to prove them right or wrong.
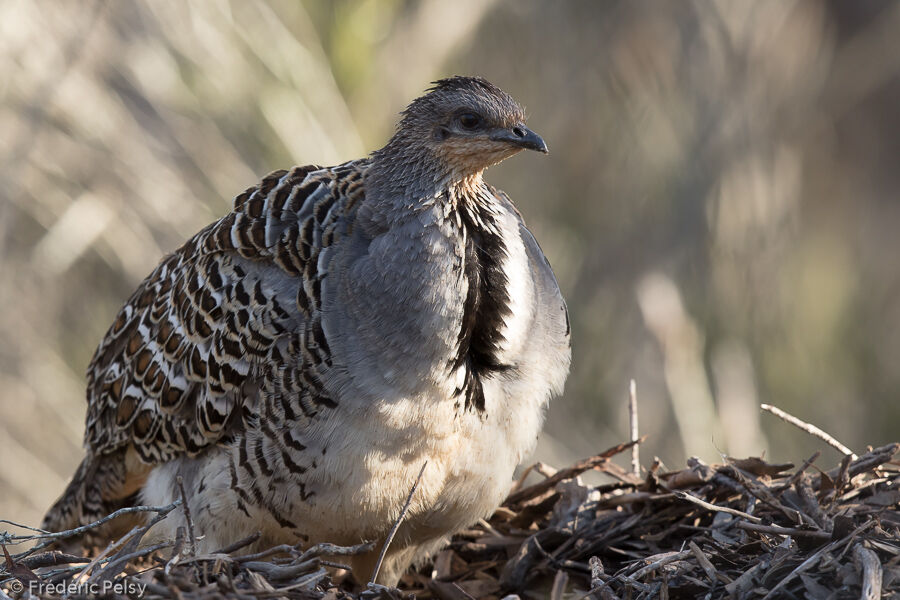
[490,124,549,154]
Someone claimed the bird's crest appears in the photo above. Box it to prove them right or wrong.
[398,75,526,127]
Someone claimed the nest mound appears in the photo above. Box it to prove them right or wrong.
[2,442,898,599]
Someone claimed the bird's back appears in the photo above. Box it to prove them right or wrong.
[43,161,367,534]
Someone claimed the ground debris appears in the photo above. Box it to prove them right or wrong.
[2,442,898,599]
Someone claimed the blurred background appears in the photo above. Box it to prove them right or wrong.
[2,0,899,528]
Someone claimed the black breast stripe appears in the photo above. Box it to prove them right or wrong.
[453,202,513,413]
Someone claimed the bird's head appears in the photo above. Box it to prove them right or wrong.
[376,76,547,185]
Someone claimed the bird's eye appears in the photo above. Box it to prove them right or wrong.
[457,113,482,130]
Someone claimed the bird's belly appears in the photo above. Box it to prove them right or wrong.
[140,348,563,570]
[296,369,549,545]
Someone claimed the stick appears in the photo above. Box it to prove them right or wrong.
[176,476,197,557]
[630,550,692,579]
[91,541,175,581]
[8,501,181,542]
[774,451,821,492]
[73,525,141,582]
[0,521,49,534]
[671,490,762,523]
[629,379,640,478]
[369,461,427,584]
[19,552,90,569]
[88,497,182,585]
[212,531,261,555]
[760,404,857,459]
[760,521,874,600]
[735,522,831,541]
[505,439,644,506]
[551,568,569,600]
[234,543,302,563]
[688,541,717,583]
[854,543,883,600]
[824,444,898,484]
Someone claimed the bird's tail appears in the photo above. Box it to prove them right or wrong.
[41,452,146,550]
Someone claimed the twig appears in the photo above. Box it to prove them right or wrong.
[760,521,875,600]
[508,462,559,497]
[630,550,692,579]
[824,443,899,483]
[0,521,48,534]
[854,543,883,600]
[452,582,478,600]
[688,541,717,583]
[760,404,857,459]
[596,492,671,508]
[90,500,180,584]
[19,552,90,569]
[243,558,319,581]
[629,379,640,478]
[670,490,762,523]
[774,451,821,492]
[735,522,831,541]
[266,568,329,592]
[369,461,428,584]
[229,539,374,566]
[505,439,644,505]
[162,527,184,576]
[73,525,141,582]
[9,501,181,542]
[477,518,504,539]
[91,540,175,582]
[301,541,375,559]
[551,568,569,600]
[176,476,197,557]
[234,543,302,563]
[213,531,261,554]
[575,579,620,600]
[509,463,540,496]
[536,463,559,479]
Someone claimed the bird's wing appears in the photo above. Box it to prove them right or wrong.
[490,187,570,340]
[84,162,366,464]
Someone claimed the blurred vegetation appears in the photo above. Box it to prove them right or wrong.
[2,0,899,528]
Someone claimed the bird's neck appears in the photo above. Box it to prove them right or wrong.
[368,137,486,205]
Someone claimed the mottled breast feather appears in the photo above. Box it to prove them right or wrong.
[83,161,368,465]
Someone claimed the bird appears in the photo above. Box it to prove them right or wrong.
[42,75,571,585]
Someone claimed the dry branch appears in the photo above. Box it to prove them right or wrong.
[760,403,857,458]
